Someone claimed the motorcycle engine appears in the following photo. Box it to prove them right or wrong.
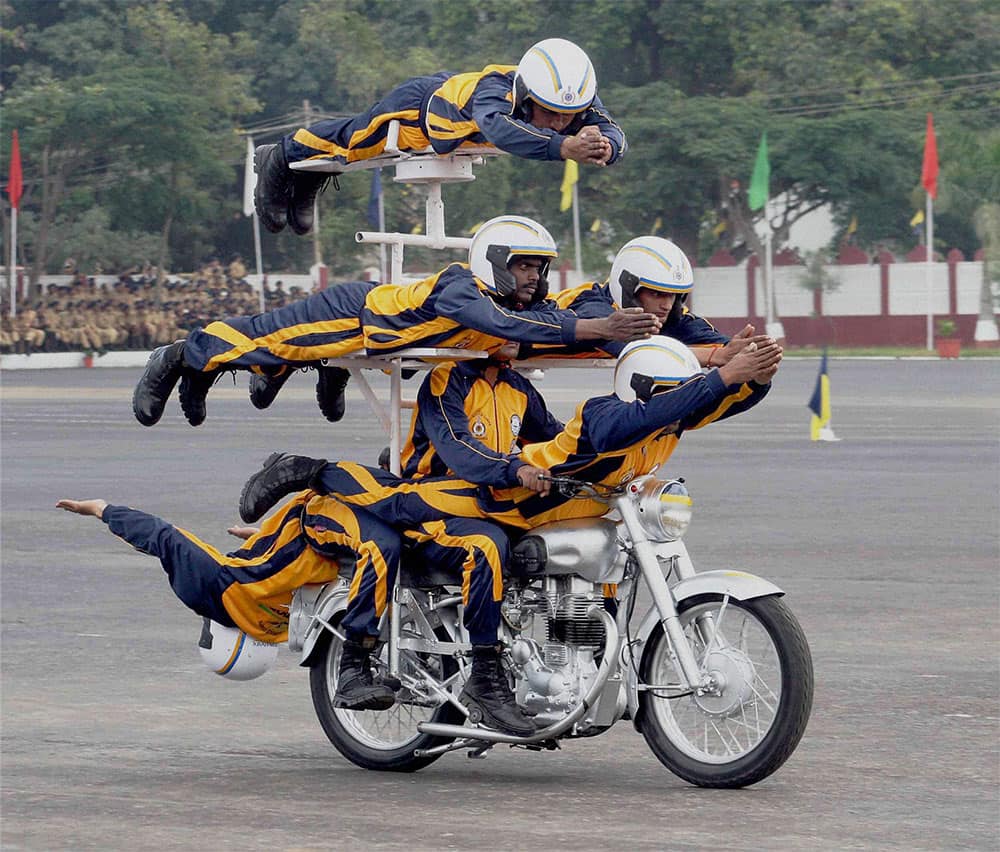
[506,576,605,725]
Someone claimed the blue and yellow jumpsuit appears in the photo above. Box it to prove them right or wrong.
[180,264,590,376]
[306,368,771,532]
[284,67,626,167]
[517,281,731,359]
[100,491,400,643]
[393,358,562,644]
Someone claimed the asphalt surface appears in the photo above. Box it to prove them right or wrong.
[2,358,998,851]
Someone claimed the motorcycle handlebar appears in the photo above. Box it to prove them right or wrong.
[537,474,621,500]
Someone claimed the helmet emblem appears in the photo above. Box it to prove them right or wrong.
[674,267,686,282]
[562,90,575,104]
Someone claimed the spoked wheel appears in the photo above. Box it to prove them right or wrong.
[638,594,813,788]
[309,612,465,772]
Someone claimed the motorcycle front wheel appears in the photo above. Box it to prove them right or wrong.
[638,593,813,788]
[309,615,465,773]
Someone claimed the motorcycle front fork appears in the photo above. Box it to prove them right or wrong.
[616,498,714,693]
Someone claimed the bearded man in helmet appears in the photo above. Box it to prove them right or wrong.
[254,38,625,235]
[132,215,660,429]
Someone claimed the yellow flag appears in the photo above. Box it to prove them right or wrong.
[910,210,924,227]
[652,217,662,234]
[847,215,858,235]
[560,160,578,212]
[590,218,602,233]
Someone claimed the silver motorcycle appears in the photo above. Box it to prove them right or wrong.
[287,473,814,787]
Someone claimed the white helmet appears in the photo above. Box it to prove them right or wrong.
[608,237,694,309]
[469,215,558,298]
[614,337,702,402]
[198,618,278,681]
[514,38,597,115]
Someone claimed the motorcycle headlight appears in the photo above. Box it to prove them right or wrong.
[635,478,692,541]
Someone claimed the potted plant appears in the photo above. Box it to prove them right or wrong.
[934,318,961,359]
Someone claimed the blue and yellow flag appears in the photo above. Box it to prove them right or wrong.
[807,350,838,441]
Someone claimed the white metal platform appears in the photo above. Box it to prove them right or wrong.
[287,119,613,473]
[289,120,504,283]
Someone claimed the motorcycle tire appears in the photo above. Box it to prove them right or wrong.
[638,593,813,788]
[309,619,465,773]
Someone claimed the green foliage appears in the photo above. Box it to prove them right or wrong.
[2,0,997,281]
[935,318,957,338]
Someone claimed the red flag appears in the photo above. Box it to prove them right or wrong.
[7,130,23,210]
[921,113,938,200]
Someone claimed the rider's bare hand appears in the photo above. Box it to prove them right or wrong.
[56,498,108,519]
[602,307,662,341]
[227,525,260,540]
[717,341,783,386]
[561,127,612,166]
[517,465,552,496]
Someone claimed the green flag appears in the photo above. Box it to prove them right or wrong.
[748,132,770,211]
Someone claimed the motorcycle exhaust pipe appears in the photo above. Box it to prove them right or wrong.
[418,606,620,745]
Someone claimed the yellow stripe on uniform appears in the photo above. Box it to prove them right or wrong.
[687,382,754,430]
[201,317,362,370]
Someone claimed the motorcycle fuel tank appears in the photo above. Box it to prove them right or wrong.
[510,517,626,584]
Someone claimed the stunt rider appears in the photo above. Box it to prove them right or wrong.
[131,215,659,428]
[254,38,625,235]
[242,338,559,735]
[236,248,563,734]
[54,492,404,710]
[517,234,770,365]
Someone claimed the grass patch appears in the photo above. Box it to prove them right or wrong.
[784,345,999,358]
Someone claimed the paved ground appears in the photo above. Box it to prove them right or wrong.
[2,359,998,851]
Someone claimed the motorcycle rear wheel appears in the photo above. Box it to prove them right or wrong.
[309,618,465,772]
[638,593,813,788]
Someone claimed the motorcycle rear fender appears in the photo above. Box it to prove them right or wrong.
[625,569,784,729]
[289,581,349,667]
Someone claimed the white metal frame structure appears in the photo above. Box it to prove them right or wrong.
[289,121,613,472]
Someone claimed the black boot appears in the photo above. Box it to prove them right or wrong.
[249,367,295,410]
[460,644,535,736]
[286,171,332,236]
[253,144,292,234]
[132,340,185,426]
[334,638,396,711]
[316,365,350,422]
[178,368,221,427]
[239,452,327,523]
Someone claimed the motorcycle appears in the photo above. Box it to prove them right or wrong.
[286,472,814,787]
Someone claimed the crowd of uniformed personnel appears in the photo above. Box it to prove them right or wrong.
[0,256,302,355]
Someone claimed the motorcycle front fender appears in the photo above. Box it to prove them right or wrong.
[625,569,785,728]
[289,581,350,668]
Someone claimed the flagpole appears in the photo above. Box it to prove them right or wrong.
[242,135,266,313]
[764,196,773,330]
[253,211,264,313]
[572,182,582,279]
[925,191,934,351]
[8,206,16,318]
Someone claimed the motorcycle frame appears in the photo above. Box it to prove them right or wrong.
[290,480,785,747]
